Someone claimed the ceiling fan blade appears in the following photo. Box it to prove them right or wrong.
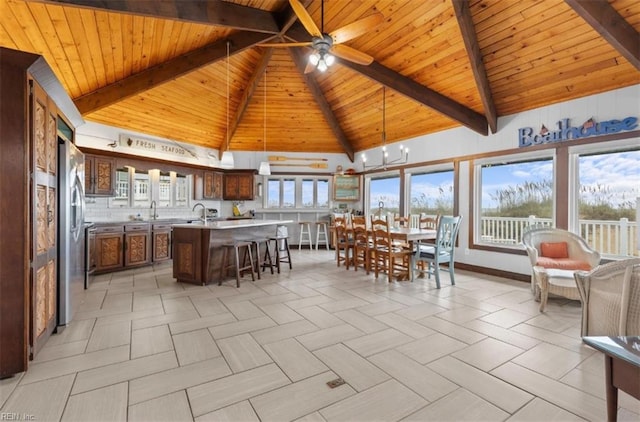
[330,44,374,65]
[330,12,384,44]
[259,42,312,47]
[289,0,322,38]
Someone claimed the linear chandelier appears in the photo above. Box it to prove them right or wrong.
[361,86,409,170]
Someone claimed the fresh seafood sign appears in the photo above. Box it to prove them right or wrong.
[119,134,189,157]
[518,116,637,147]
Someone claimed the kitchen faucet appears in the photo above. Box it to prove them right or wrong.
[150,200,158,220]
[192,202,206,224]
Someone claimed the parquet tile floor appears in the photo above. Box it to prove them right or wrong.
[1,250,639,421]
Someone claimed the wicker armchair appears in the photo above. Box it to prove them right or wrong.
[522,227,600,298]
[574,258,640,336]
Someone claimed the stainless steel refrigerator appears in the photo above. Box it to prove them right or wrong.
[58,139,85,327]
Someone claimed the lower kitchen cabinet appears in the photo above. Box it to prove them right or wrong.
[124,224,151,267]
[92,221,185,273]
[152,223,172,262]
[95,225,124,272]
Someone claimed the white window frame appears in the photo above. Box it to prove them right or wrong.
[262,175,331,209]
[473,149,556,249]
[568,137,640,257]
[405,163,455,216]
[364,170,401,219]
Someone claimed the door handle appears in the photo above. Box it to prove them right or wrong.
[47,206,54,225]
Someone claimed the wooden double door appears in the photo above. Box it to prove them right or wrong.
[30,82,59,358]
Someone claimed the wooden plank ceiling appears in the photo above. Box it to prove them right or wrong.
[1,0,639,162]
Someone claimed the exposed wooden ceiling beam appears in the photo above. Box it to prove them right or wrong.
[223,48,274,153]
[75,31,275,115]
[274,0,313,36]
[452,0,497,134]
[31,0,280,34]
[286,22,488,136]
[565,0,640,70]
[288,48,355,162]
[339,60,488,136]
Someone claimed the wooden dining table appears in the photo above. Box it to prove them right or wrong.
[330,224,437,281]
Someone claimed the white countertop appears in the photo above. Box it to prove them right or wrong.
[172,219,293,230]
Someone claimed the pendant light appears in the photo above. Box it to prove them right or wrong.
[220,40,235,169]
[361,87,409,170]
[258,69,271,175]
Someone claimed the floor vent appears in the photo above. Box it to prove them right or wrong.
[326,378,346,389]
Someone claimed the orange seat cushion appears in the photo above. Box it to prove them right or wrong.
[540,242,569,259]
[536,257,592,271]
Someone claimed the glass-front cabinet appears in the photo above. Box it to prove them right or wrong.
[110,167,192,209]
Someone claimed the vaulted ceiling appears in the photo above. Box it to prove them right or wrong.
[1,0,639,162]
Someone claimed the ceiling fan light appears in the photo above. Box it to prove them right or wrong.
[325,53,335,66]
[317,60,328,72]
[308,52,320,66]
[258,161,271,175]
[220,151,235,169]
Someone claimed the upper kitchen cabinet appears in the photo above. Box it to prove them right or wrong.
[0,47,83,378]
[223,171,255,200]
[85,154,116,196]
[203,171,223,200]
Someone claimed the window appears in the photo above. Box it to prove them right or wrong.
[475,154,554,246]
[302,179,314,207]
[266,178,295,208]
[409,169,454,216]
[368,173,400,217]
[302,178,329,208]
[265,176,330,208]
[573,145,640,257]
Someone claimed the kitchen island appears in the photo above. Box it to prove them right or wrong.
[172,219,292,285]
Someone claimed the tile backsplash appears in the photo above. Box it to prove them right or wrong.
[84,197,256,222]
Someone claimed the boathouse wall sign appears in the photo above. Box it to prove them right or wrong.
[518,116,638,148]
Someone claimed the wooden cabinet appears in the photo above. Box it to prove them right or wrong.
[125,224,151,267]
[172,227,204,284]
[95,225,124,272]
[85,154,116,196]
[223,171,255,200]
[203,171,223,199]
[0,48,82,377]
[152,223,173,262]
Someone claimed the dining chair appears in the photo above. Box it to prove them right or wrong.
[352,225,371,274]
[370,217,412,282]
[335,222,354,269]
[351,215,367,229]
[419,214,440,230]
[393,214,410,228]
[413,215,462,288]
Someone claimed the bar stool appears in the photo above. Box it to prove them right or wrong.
[298,221,314,250]
[315,221,329,250]
[269,225,292,273]
[219,240,256,287]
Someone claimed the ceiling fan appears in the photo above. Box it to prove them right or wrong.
[261,0,384,72]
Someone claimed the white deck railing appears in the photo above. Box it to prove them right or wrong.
[478,215,638,257]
